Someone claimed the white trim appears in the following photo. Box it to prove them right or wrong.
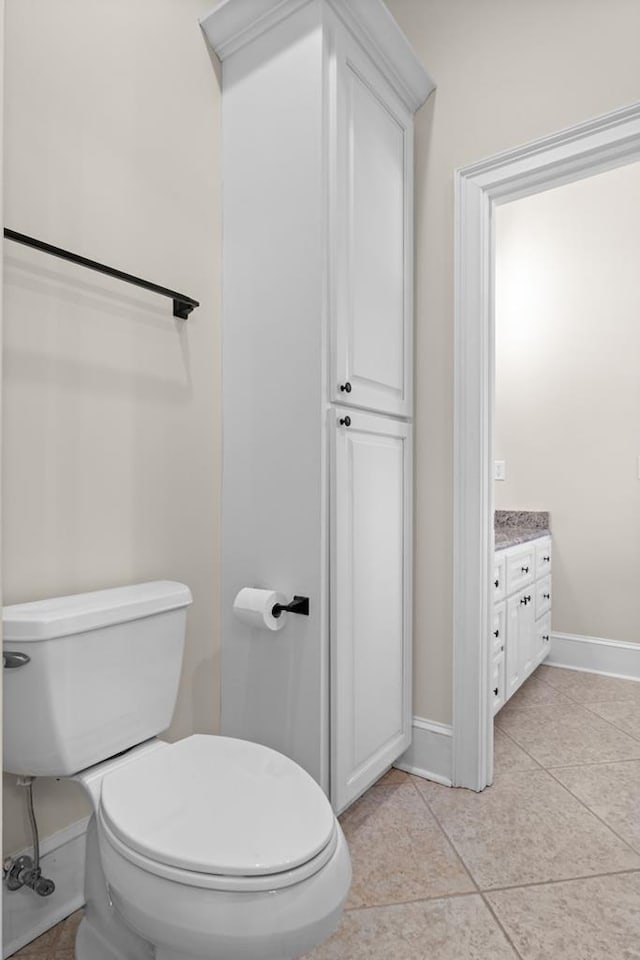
[199,0,435,111]
[3,817,89,959]
[394,717,453,787]
[200,0,308,60]
[548,632,640,682]
[453,101,640,791]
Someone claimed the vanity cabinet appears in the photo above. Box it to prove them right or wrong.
[493,536,552,714]
[203,0,434,813]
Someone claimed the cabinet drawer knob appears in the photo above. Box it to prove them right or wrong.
[543,555,550,562]
[339,382,352,393]
[521,565,529,574]
[543,592,550,600]
[520,595,532,605]
[339,416,351,427]
[493,629,499,638]
[543,634,550,642]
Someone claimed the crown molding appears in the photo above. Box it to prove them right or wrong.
[200,0,435,112]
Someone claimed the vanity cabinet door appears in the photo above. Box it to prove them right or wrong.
[331,409,412,812]
[492,653,506,716]
[332,30,413,418]
[535,613,552,664]
[493,602,506,659]
[494,555,506,603]
[535,575,552,620]
[506,589,534,698]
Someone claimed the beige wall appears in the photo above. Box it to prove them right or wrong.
[3,0,221,855]
[4,0,640,853]
[494,162,640,644]
[386,0,640,722]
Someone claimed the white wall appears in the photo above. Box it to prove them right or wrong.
[386,0,640,722]
[494,162,640,644]
[3,0,221,856]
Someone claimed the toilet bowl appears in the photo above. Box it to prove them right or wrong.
[84,735,351,960]
[2,582,351,960]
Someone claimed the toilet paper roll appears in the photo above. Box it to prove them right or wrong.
[233,588,288,632]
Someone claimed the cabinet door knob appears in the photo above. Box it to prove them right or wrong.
[500,644,504,652]
[543,555,550,562]
[493,687,499,697]
[494,579,499,588]
[493,629,499,638]
[339,382,352,393]
[521,565,529,574]
[339,416,351,427]
[543,592,550,599]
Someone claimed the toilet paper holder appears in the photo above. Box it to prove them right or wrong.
[272,596,310,619]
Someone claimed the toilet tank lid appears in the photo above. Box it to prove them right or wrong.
[3,581,192,642]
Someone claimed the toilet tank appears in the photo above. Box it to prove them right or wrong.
[3,581,192,777]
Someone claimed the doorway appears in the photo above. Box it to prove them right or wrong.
[452,102,640,791]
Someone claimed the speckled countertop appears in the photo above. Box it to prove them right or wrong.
[495,510,550,550]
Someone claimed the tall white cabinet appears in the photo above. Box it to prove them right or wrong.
[202,0,434,812]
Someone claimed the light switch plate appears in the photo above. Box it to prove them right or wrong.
[494,460,506,481]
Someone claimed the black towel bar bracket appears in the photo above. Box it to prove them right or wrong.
[3,228,199,319]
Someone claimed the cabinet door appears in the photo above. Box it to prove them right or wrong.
[535,613,552,665]
[492,653,506,716]
[505,595,521,699]
[519,593,536,678]
[494,555,506,603]
[493,601,506,659]
[332,31,413,418]
[331,409,412,812]
[506,590,535,698]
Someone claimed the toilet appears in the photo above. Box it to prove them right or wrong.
[3,582,351,960]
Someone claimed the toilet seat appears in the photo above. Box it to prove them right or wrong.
[98,734,337,891]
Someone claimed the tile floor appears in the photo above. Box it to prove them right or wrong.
[12,665,640,959]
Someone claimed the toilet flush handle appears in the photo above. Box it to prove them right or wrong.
[3,652,31,669]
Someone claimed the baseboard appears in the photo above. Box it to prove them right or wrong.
[3,816,89,958]
[394,717,453,786]
[548,632,640,682]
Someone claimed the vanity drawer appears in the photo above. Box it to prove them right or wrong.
[494,554,506,602]
[492,652,506,716]
[536,575,552,619]
[535,537,552,579]
[505,546,535,595]
[492,601,506,658]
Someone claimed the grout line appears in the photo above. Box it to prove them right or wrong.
[494,724,543,770]
[408,778,482,894]
[579,701,640,743]
[343,889,481,913]
[480,865,640,896]
[544,755,640,769]
[494,701,640,855]
[479,891,526,960]
[544,765,640,858]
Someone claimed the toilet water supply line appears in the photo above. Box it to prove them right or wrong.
[3,777,56,897]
